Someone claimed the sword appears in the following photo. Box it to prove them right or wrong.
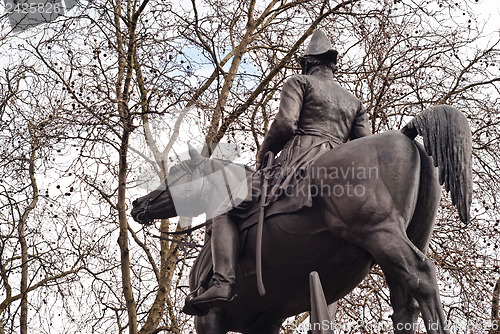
[256,151,274,296]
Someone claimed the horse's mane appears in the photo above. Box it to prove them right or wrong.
[169,156,254,177]
[207,158,255,174]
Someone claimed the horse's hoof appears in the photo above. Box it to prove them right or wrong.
[182,297,209,316]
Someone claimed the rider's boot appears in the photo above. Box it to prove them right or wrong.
[191,214,238,308]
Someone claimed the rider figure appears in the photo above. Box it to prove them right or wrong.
[190,30,371,312]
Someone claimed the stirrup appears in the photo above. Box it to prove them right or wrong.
[183,294,210,316]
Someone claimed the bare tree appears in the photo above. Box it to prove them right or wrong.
[0,62,88,333]
[1,0,499,333]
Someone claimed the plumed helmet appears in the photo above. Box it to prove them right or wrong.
[300,30,338,64]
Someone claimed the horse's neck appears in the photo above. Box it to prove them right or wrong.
[203,160,251,216]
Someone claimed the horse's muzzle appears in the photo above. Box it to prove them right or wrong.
[131,201,153,225]
[135,211,153,225]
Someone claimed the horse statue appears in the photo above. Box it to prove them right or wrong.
[131,105,472,334]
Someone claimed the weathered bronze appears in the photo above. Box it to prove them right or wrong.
[131,104,472,334]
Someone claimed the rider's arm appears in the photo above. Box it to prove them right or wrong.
[257,76,306,165]
[349,102,371,140]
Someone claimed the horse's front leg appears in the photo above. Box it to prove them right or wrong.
[243,315,283,334]
[195,307,227,334]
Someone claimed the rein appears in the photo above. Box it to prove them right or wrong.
[158,220,211,236]
[139,159,209,235]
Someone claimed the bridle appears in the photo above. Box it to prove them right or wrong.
[138,159,205,225]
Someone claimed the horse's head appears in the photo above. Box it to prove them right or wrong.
[131,145,207,225]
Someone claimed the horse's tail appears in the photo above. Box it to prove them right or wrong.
[401,105,472,224]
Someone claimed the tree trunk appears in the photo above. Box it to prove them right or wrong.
[490,276,500,334]
[113,0,141,331]
[19,217,28,334]
[139,219,170,334]
[19,129,39,333]
[117,127,138,334]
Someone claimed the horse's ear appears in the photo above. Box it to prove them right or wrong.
[187,143,204,162]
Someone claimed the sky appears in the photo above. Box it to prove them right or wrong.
[472,0,500,45]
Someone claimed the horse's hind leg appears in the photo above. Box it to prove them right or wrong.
[386,208,437,334]
[360,219,448,334]
[387,144,442,334]
[386,274,420,333]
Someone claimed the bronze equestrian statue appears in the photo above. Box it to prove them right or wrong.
[190,30,370,312]
[131,31,472,334]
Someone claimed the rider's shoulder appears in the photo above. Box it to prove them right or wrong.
[285,74,309,85]
[283,74,311,91]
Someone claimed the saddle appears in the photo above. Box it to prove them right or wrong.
[231,152,315,231]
